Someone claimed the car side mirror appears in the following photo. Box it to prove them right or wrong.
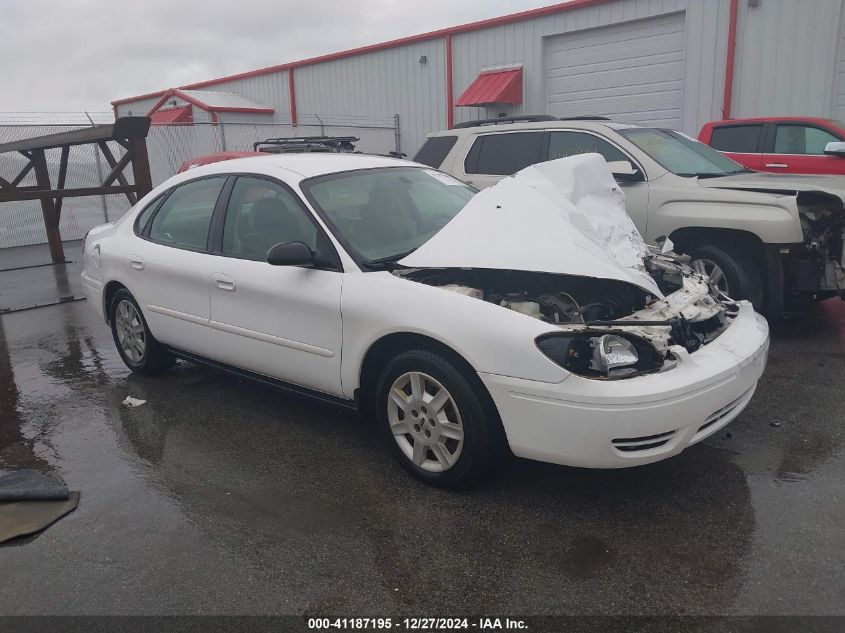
[266,241,315,267]
[823,141,845,157]
[607,160,644,182]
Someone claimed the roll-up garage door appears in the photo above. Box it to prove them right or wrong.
[546,12,686,128]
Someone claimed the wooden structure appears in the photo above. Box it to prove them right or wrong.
[0,117,153,262]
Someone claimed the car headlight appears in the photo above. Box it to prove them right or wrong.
[536,331,665,379]
[590,334,638,374]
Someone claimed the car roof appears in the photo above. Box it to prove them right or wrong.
[427,119,640,136]
[706,116,841,127]
[170,152,417,182]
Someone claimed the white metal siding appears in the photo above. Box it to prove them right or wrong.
[834,4,845,121]
[111,0,845,153]
[450,0,729,135]
[294,39,446,156]
[545,12,686,127]
[115,95,164,118]
[190,70,292,123]
[731,0,843,118]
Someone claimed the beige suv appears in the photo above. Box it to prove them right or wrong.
[415,115,845,315]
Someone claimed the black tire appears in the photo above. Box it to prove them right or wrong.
[109,289,172,375]
[687,243,764,309]
[375,349,504,489]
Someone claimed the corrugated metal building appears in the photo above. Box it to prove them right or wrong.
[112,0,845,156]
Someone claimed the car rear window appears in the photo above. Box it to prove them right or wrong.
[134,192,166,235]
[413,136,458,168]
[709,124,763,152]
[464,132,544,175]
[148,177,226,250]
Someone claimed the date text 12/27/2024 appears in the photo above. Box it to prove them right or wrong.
[307,618,528,630]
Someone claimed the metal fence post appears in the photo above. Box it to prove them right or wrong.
[85,111,110,222]
[394,113,401,154]
[219,119,227,151]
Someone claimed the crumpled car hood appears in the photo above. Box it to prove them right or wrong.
[698,171,845,205]
[400,153,662,296]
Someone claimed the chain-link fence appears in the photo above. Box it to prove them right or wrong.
[0,114,400,249]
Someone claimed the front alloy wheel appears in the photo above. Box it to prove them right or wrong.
[686,243,763,309]
[375,349,505,489]
[690,258,730,295]
[387,371,464,473]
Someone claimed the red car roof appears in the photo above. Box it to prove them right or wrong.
[177,151,262,174]
[703,116,844,127]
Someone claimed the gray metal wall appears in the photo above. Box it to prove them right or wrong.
[731,0,844,120]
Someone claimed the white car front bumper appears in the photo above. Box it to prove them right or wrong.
[479,302,769,468]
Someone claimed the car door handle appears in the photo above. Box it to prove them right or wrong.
[130,258,144,270]
[765,163,788,168]
[212,273,236,292]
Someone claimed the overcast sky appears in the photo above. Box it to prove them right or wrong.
[0,0,559,115]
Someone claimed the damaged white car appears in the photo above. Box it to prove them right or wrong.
[81,152,769,488]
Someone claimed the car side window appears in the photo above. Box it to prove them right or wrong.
[547,131,629,163]
[414,136,458,168]
[465,132,544,175]
[134,192,166,236]
[709,124,763,152]
[222,177,318,261]
[148,177,225,250]
[774,125,839,155]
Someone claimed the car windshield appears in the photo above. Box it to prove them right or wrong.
[301,167,476,266]
[619,128,749,177]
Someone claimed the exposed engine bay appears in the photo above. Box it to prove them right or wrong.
[791,191,845,297]
[398,251,736,379]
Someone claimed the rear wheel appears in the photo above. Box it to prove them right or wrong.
[109,289,172,375]
[375,350,503,489]
[687,243,764,309]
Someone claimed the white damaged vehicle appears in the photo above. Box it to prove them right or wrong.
[81,152,769,488]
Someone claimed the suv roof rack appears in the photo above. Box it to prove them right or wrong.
[451,115,558,129]
[254,136,360,153]
[557,115,612,121]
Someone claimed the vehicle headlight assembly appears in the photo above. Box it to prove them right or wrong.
[536,331,665,379]
[590,334,638,374]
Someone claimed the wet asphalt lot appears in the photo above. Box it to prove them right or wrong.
[0,288,844,616]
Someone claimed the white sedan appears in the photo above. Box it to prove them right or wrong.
[81,152,769,488]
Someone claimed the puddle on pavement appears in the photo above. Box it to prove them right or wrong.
[0,298,843,613]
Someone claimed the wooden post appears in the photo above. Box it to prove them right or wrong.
[129,137,153,200]
[31,150,64,263]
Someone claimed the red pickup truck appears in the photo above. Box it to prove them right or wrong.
[698,117,845,175]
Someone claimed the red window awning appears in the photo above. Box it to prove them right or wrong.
[455,68,523,107]
[150,105,192,125]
